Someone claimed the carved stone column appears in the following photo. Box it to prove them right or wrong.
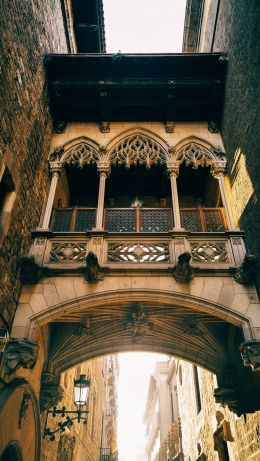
[167,161,181,230]
[95,160,110,230]
[211,163,235,230]
[41,161,64,229]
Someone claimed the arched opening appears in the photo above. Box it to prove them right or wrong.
[177,164,226,231]
[0,442,23,461]
[105,165,172,232]
[50,163,99,232]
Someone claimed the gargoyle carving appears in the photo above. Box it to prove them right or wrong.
[173,252,194,283]
[84,251,103,283]
[1,339,38,379]
[40,382,64,411]
[214,386,239,415]
[234,253,257,285]
[240,341,260,371]
[19,254,43,284]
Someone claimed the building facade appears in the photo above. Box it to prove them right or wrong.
[144,357,260,461]
[1,1,260,460]
[41,354,118,461]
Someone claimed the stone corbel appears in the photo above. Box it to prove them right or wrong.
[210,161,226,178]
[83,251,103,283]
[165,122,175,133]
[49,146,64,163]
[19,254,43,284]
[1,339,39,381]
[240,341,260,371]
[208,120,219,133]
[167,160,179,178]
[40,373,64,411]
[234,253,257,285]
[97,160,111,177]
[99,121,110,133]
[173,252,194,283]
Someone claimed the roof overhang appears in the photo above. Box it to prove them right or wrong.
[45,53,227,124]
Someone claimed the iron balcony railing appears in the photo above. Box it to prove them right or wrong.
[100,448,118,461]
[51,207,227,233]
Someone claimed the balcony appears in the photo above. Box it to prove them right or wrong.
[51,206,227,233]
[100,448,117,461]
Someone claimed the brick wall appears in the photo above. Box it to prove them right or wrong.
[0,0,68,329]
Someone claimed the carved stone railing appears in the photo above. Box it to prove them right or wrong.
[29,230,246,273]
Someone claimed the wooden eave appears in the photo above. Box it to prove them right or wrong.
[45,53,227,123]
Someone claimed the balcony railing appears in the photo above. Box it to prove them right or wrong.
[100,448,117,461]
[51,207,227,233]
[51,208,96,232]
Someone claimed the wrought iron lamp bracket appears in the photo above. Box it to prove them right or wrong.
[44,406,89,441]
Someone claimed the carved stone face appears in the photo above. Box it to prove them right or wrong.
[240,342,260,371]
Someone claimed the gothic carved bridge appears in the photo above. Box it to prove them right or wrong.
[9,271,260,417]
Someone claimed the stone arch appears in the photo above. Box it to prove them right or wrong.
[173,136,226,175]
[106,127,170,169]
[49,136,102,168]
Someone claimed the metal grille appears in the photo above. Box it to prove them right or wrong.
[52,209,73,231]
[204,209,226,232]
[140,209,172,232]
[75,209,96,231]
[180,209,202,231]
[105,209,136,232]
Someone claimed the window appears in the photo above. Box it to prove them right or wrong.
[0,166,16,242]
[193,365,202,414]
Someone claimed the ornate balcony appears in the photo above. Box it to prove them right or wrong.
[51,206,227,234]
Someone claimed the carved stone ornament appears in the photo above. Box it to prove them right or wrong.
[97,160,111,176]
[1,339,39,378]
[208,120,219,133]
[99,121,110,133]
[173,252,194,283]
[18,391,31,429]
[165,121,175,133]
[40,381,64,411]
[54,121,67,134]
[234,253,257,285]
[214,386,239,415]
[49,146,64,162]
[126,303,153,343]
[58,434,76,461]
[19,254,43,284]
[84,251,103,283]
[240,341,260,371]
[167,160,180,177]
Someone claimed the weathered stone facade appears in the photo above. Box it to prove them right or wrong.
[146,358,260,460]
[41,355,118,461]
[0,0,68,330]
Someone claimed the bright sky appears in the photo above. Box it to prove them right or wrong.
[103,0,187,53]
[117,353,168,461]
[102,2,187,460]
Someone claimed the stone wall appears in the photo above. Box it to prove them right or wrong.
[176,361,260,460]
[0,0,68,330]
[198,0,260,295]
[41,358,107,461]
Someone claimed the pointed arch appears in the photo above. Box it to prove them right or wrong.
[49,136,102,168]
[106,127,170,169]
[173,136,226,170]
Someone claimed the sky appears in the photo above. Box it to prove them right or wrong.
[117,353,168,461]
[103,0,187,53]
[102,2,187,460]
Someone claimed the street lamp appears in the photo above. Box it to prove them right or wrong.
[44,374,91,441]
